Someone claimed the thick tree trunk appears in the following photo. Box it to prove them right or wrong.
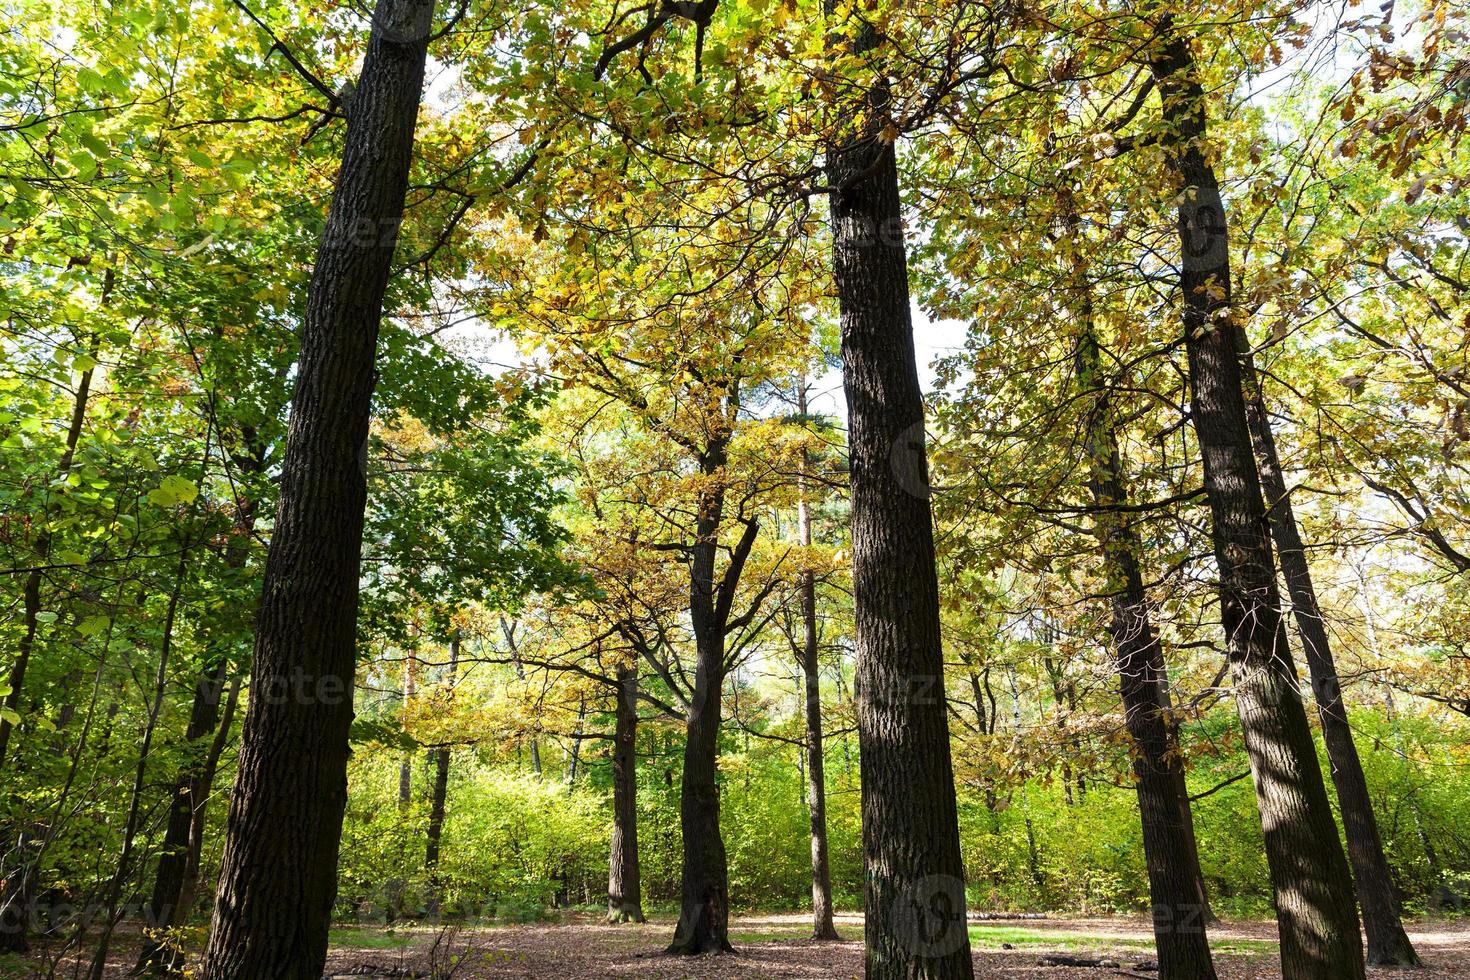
[664,408,763,954]
[607,665,646,924]
[666,646,732,954]
[1074,318,1217,978]
[825,22,973,978]
[200,2,435,975]
[1148,24,1365,980]
[667,498,735,954]
[1239,346,1421,966]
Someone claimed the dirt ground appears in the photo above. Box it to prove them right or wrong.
[12,912,1468,978]
[315,912,1470,980]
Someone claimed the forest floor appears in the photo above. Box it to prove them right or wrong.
[315,912,1469,979]
[11,912,1468,978]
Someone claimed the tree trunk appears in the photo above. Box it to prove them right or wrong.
[1157,672,1215,922]
[666,647,731,953]
[1148,24,1365,980]
[425,632,458,914]
[175,674,242,925]
[667,493,736,954]
[0,366,97,793]
[135,661,231,974]
[825,19,973,977]
[504,619,543,777]
[386,656,416,921]
[1074,315,1217,978]
[1238,342,1421,966]
[200,2,435,974]
[567,698,587,791]
[796,383,840,940]
[607,665,646,924]
[140,457,263,974]
[88,542,192,980]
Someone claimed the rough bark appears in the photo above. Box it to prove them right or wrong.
[1238,343,1421,966]
[825,21,973,978]
[1148,24,1365,980]
[666,466,742,955]
[666,646,731,954]
[607,665,646,924]
[1075,319,1217,979]
[200,2,435,975]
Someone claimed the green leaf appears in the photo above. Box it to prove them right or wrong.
[147,474,199,507]
[77,615,110,637]
[34,611,58,624]
[0,708,19,727]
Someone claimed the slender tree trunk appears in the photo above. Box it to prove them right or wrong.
[1157,671,1215,921]
[140,464,262,974]
[1074,308,1217,977]
[175,674,241,924]
[88,543,192,980]
[425,632,458,914]
[798,574,838,942]
[567,698,587,791]
[400,657,416,806]
[798,560,838,944]
[607,665,646,924]
[387,656,416,921]
[825,16,972,976]
[1148,24,1365,980]
[796,383,839,940]
[0,587,120,955]
[1237,342,1421,966]
[1007,667,1044,894]
[504,620,543,777]
[135,661,231,974]
[201,2,435,974]
[0,342,99,781]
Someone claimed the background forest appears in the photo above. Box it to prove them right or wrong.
[2,0,1469,977]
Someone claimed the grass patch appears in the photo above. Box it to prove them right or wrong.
[966,926,1277,957]
[968,925,1154,950]
[730,929,809,944]
[328,926,417,950]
